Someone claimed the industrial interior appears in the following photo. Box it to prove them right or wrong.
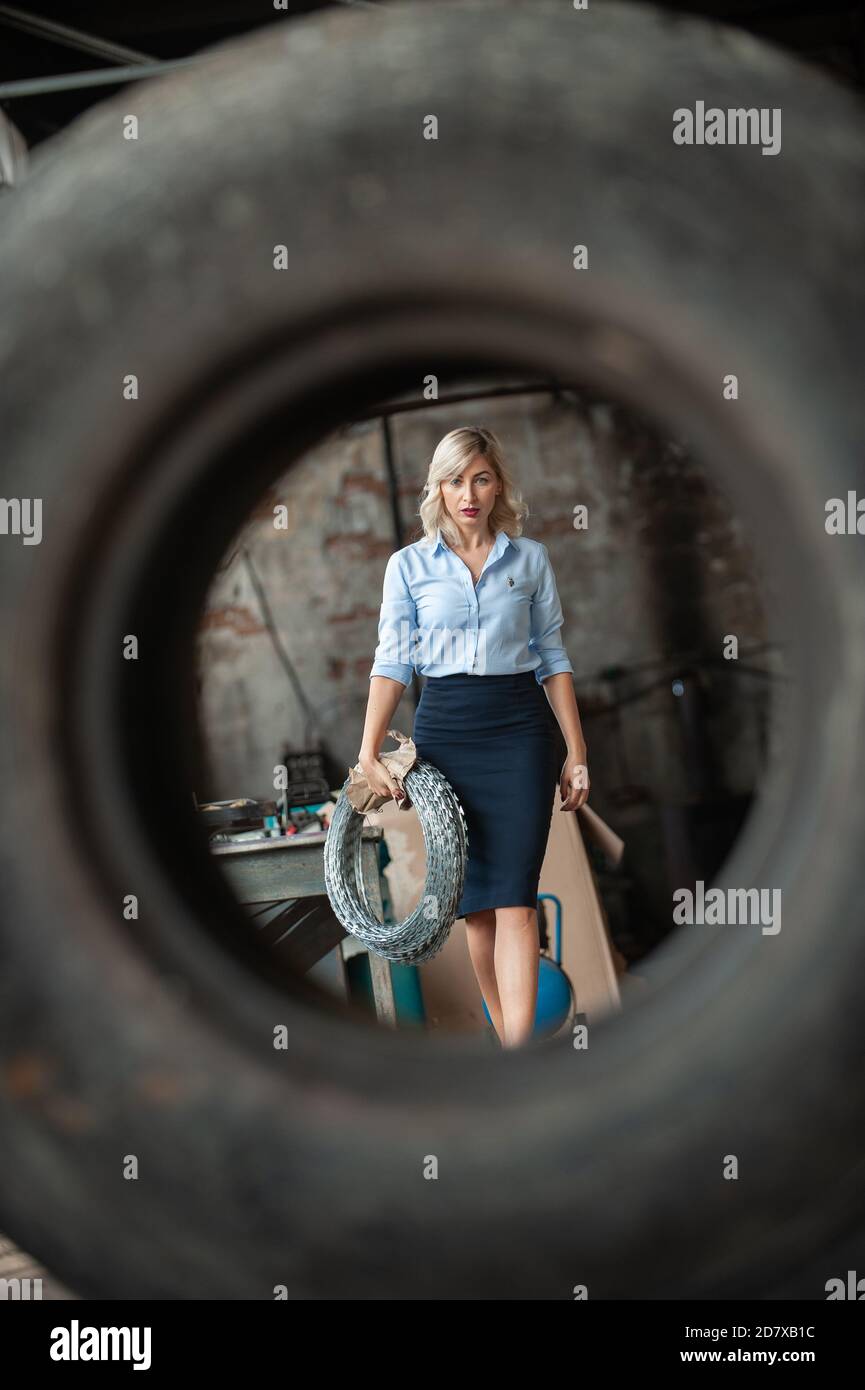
[0,0,862,1307]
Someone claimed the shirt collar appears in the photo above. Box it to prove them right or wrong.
[432,526,515,559]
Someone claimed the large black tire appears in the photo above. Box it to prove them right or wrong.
[0,0,863,1298]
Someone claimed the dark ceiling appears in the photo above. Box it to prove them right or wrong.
[0,0,863,149]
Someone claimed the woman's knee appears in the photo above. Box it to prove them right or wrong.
[494,905,537,931]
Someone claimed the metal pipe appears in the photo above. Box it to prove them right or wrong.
[0,4,154,65]
[0,57,196,101]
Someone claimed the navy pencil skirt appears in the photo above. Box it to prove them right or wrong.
[411,670,560,917]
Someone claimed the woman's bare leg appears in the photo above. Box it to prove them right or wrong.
[494,906,540,1048]
[464,909,504,1042]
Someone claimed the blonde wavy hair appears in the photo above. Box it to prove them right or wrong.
[417,426,529,547]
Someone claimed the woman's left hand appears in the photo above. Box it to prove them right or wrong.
[559,749,589,812]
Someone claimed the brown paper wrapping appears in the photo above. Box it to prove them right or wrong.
[345,729,417,814]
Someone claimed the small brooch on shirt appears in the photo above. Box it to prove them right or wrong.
[506,575,514,587]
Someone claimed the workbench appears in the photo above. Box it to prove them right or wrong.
[211,823,396,1024]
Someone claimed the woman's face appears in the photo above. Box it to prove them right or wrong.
[440,455,501,535]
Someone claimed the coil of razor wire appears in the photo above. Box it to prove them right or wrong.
[324,757,468,965]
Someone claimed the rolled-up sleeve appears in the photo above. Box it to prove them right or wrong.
[369,551,417,686]
[529,544,574,685]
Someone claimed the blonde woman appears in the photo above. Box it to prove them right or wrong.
[359,427,589,1049]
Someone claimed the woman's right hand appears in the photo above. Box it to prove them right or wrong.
[358,752,405,804]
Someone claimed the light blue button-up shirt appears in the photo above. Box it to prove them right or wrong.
[369,527,574,687]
